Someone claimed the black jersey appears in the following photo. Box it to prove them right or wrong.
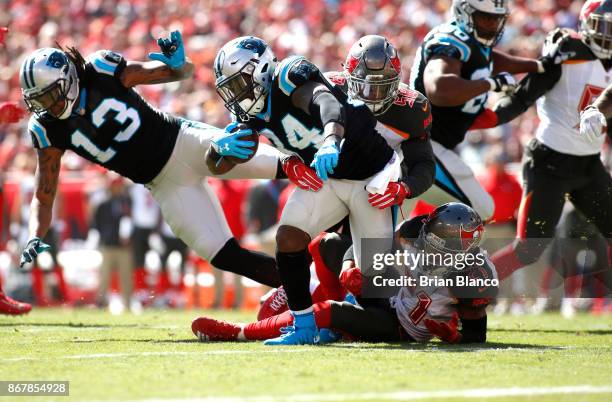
[246,56,393,180]
[410,21,493,149]
[28,50,181,184]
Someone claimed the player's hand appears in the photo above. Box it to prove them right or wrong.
[339,267,363,297]
[0,27,8,46]
[19,237,51,267]
[368,182,410,209]
[580,106,607,143]
[538,28,576,73]
[487,72,516,93]
[211,122,256,160]
[424,312,462,344]
[0,102,26,124]
[148,30,186,69]
[310,137,340,181]
[282,155,323,192]
[469,108,499,130]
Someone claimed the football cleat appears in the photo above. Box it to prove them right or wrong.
[0,292,32,315]
[191,316,242,342]
[257,286,289,321]
[264,311,319,346]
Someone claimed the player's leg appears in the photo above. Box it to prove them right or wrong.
[266,185,349,345]
[491,148,571,281]
[150,176,280,288]
[403,141,494,221]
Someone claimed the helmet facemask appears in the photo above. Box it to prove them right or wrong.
[582,12,612,59]
[216,61,267,121]
[347,73,400,115]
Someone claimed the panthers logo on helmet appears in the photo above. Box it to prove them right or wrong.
[46,51,68,69]
[237,37,267,56]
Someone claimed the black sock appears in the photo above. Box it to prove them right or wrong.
[211,238,281,288]
[276,249,313,311]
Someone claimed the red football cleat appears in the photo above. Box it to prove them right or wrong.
[0,292,32,315]
[257,286,288,321]
[191,316,242,342]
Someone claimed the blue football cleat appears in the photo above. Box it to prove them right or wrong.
[318,328,342,344]
[264,311,319,346]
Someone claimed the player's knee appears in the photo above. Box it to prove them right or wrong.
[276,225,311,252]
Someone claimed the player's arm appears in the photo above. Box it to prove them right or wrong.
[119,30,194,88]
[292,80,345,180]
[29,147,63,238]
[424,56,490,107]
[491,49,539,75]
[593,84,612,118]
[489,66,562,126]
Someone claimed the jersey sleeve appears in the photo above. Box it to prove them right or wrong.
[86,50,127,80]
[423,31,471,63]
[275,56,321,96]
[28,116,52,149]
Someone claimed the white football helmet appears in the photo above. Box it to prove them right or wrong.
[19,48,79,120]
[214,36,277,121]
[452,0,509,47]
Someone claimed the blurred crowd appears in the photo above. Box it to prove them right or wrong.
[0,0,609,314]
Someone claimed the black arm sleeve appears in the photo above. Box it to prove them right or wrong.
[400,138,436,198]
[459,315,487,343]
[493,66,562,125]
[309,89,346,127]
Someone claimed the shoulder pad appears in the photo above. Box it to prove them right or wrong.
[28,116,51,149]
[324,71,347,88]
[87,50,125,77]
[425,25,472,63]
[274,56,319,96]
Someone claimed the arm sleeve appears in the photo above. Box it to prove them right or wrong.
[309,89,346,127]
[493,66,562,125]
[459,315,487,343]
[399,138,435,198]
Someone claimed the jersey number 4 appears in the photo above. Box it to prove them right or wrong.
[409,291,432,325]
[71,98,141,163]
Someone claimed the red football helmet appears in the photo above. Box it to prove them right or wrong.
[580,0,612,59]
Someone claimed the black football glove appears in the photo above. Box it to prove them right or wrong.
[487,72,517,93]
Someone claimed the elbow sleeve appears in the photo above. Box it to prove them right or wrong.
[310,90,345,127]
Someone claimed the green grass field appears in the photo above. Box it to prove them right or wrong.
[1,308,612,402]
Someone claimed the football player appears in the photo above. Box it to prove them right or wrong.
[325,35,436,213]
[212,36,435,345]
[471,0,612,281]
[192,203,496,344]
[17,31,295,291]
[410,0,570,221]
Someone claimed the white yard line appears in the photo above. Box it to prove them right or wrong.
[127,385,612,402]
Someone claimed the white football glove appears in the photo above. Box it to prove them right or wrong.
[580,106,607,143]
[487,72,517,93]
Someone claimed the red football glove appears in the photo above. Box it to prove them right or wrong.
[0,102,26,124]
[282,155,323,192]
[368,182,410,209]
[0,27,7,46]
[424,312,461,344]
[469,108,499,130]
[339,266,363,297]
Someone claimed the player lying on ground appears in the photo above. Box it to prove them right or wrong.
[211,37,435,345]
[192,203,497,344]
[470,1,612,282]
[16,31,321,292]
